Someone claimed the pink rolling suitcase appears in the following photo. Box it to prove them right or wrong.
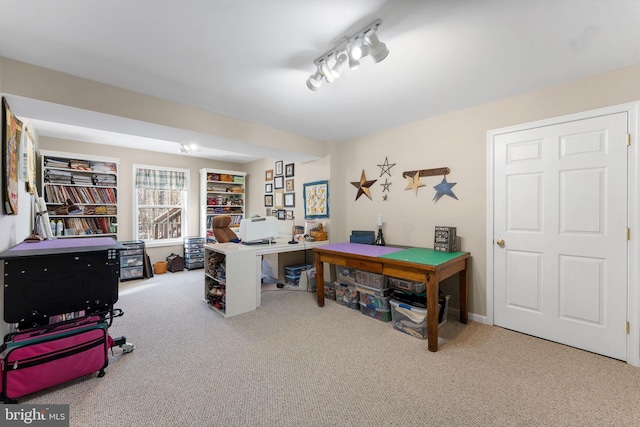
[0,315,112,403]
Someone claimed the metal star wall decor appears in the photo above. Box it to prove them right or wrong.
[380,178,392,192]
[402,166,459,202]
[351,169,377,201]
[433,175,458,202]
[404,171,425,196]
[378,156,396,177]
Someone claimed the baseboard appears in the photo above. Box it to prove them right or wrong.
[447,308,488,325]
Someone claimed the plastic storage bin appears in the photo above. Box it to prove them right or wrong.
[324,282,336,300]
[391,288,427,308]
[359,302,391,322]
[358,292,390,310]
[334,282,359,309]
[355,270,386,289]
[388,277,426,293]
[336,267,357,286]
[356,284,392,298]
[389,296,449,339]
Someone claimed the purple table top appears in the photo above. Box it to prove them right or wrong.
[0,237,123,259]
[316,242,404,257]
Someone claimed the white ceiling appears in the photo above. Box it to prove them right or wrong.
[1,0,640,162]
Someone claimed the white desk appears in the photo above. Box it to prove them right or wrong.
[204,239,328,317]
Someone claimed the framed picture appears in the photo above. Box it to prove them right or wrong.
[265,183,273,193]
[285,163,295,177]
[277,209,286,220]
[264,194,273,207]
[265,169,273,181]
[285,178,294,192]
[274,190,284,208]
[266,208,272,217]
[274,175,284,189]
[303,180,329,219]
[284,192,295,208]
[275,160,284,176]
[286,210,294,220]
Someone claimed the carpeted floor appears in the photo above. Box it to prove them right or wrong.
[20,269,640,426]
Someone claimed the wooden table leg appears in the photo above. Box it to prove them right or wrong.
[315,256,325,307]
[426,276,439,352]
[459,257,469,324]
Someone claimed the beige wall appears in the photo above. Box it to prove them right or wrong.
[38,136,245,263]
[243,155,332,236]
[2,56,640,320]
[333,63,640,318]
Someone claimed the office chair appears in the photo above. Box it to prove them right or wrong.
[211,215,238,243]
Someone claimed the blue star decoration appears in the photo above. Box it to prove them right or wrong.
[433,176,458,202]
[377,157,396,177]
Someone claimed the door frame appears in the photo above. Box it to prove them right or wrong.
[486,102,640,367]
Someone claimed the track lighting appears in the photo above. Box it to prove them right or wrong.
[306,19,388,91]
[179,143,197,154]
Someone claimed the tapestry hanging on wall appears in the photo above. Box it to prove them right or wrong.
[2,97,22,215]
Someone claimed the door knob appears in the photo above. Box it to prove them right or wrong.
[496,239,505,247]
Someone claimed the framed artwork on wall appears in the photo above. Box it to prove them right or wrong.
[265,183,273,193]
[285,163,294,177]
[303,180,329,219]
[285,178,294,192]
[277,209,286,220]
[274,175,284,189]
[265,169,274,180]
[284,192,295,208]
[286,210,294,220]
[275,160,283,176]
[274,190,284,208]
[264,194,273,207]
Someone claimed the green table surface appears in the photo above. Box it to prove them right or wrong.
[379,247,466,266]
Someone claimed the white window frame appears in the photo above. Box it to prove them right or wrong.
[133,164,190,247]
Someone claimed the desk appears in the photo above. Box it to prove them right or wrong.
[204,239,328,317]
[313,243,470,352]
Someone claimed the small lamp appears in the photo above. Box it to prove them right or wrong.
[375,214,385,246]
[288,213,298,244]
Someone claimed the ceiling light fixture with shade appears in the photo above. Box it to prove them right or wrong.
[306,19,389,91]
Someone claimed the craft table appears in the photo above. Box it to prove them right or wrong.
[313,243,470,352]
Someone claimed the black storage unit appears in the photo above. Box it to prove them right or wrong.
[119,240,145,281]
[0,237,124,326]
[184,236,205,270]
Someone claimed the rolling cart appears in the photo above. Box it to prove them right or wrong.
[0,237,134,403]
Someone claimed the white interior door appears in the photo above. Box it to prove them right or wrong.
[493,112,628,360]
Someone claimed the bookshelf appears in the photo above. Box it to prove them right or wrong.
[199,168,245,243]
[40,150,119,239]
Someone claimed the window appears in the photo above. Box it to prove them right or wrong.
[134,165,189,246]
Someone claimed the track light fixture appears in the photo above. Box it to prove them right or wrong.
[306,19,388,91]
[179,143,197,154]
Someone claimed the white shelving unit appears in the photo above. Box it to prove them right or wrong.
[40,150,119,239]
[204,244,256,318]
[199,168,245,243]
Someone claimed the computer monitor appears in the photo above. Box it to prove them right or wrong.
[239,216,278,244]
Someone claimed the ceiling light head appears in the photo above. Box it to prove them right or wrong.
[306,68,323,91]
[364,29,389,63]
[331,52,348,78]
[319,60,335,83]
